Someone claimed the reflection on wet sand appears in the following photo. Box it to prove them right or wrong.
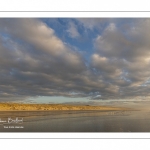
[0,109,147,132]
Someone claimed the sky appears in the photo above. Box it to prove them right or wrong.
[0,18,150,103]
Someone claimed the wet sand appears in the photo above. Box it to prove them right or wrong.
[0,109,147,132]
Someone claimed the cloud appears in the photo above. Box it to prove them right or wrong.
[1,18,150,101]
[0,19,85,100]
[0,18,117,101]
[67,22,80,38]
[92,19,150,98]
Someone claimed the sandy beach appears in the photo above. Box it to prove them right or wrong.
[0,103,129,111]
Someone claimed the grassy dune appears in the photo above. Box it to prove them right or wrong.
[0,103,129,111]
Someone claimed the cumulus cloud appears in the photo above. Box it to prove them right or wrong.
[0,19,85,100]
[92,19,150,98]
[0,18,118,101]
[1,18,150,101]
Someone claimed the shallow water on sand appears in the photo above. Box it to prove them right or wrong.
[0,108,150,132]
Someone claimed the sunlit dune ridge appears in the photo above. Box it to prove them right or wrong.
[0,103,130,111]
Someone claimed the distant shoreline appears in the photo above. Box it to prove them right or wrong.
[0,103,130,111]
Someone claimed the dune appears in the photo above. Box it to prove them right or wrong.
[0,103,130,111]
